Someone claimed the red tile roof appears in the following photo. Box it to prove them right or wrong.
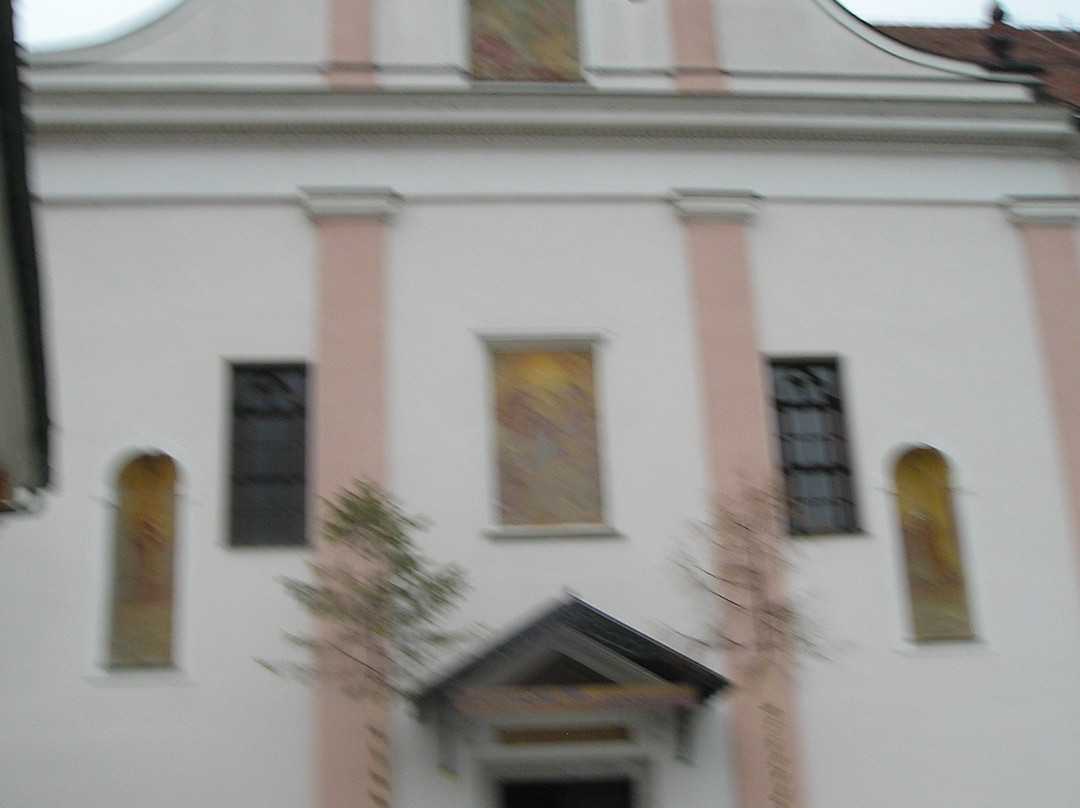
[878,24,1080,111]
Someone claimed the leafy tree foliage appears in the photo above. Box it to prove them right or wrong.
[262,481,469,699]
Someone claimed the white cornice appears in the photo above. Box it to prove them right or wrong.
[298,187,402,220]
[1003,196,1080,227]
[670,190,762,222]
[24,88,1079,153]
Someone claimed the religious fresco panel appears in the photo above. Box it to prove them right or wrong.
[470,0,580,82]
[493,349,602,526]
[109,453,178,667]
[895,447,973,642]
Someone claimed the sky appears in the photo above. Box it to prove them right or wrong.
[13,0,1080,52]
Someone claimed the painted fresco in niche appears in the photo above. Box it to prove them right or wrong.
[493,349,602,526]
[109,453,178,667]
[470,0,580,82]
[895,447,973,642]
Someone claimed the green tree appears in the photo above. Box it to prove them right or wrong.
[262,481,469,699]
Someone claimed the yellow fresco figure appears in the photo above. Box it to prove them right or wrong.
[109,453,178,667]
[493,350,602,526]
[895,447,973,641]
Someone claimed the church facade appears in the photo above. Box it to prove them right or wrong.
[4,1,1080,807]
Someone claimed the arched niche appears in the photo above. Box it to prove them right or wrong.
[894,446,973,642]
[108,452,178,667]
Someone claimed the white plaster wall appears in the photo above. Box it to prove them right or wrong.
[374,0,673,87]
[32,143,1071,205]
[376,0,465,70]
[385,200,710,636]
[580,0,673,74]
[25,0,1029,101]
[0,203,317,808]
[31,0,675,89]
[384,198,739,806]
[379,186,1080,808]
[750,202,1080,807]
[1064,159,1080,198]
[12,126,1080,808]
[33,0,672,78]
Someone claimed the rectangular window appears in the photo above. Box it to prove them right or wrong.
[470,0,580,82]
[769,358,858,535]
[229,364,307,547]
[492,346,603,527]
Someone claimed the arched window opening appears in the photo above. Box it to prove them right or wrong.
[894,447,973,642]
[108,453,178,668]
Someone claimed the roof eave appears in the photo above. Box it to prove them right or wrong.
[415,597,729,716]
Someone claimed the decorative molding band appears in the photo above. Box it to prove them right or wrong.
[670,190,762,222]
[299,187,402,220]
[26,89,1078,153]
[1003,195,1080,227]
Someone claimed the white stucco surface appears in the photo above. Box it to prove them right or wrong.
[385,201,709,635]
[752,202,1080,806]
[376,0,464,69]
[31,144,1072,204]
[27,0,1026,100]
[0,203,317,808]
[8,130,1080,806]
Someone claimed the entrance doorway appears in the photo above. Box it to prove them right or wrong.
[501,778,632,808]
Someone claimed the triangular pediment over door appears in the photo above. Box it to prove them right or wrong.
[416,597,728,774]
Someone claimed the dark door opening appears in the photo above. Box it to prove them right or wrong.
[501,778,632,808]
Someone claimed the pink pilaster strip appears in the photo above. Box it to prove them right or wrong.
[667,0,726,92]
[1008,196,1080,596]
[304,188,401,808]
[674,191,805,808]
[326,0,376,88]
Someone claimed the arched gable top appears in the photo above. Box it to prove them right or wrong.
[27,0,326,67]
[117,452,179,489]
[26,0,1040,100]
[716,0,1042,94]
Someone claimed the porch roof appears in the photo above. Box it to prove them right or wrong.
[415,596,728,713]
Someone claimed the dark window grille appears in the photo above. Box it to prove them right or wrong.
[769,359,858,535]
[229,364,307,547]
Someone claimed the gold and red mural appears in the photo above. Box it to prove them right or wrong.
[895,447,973,642]
[109,453,177,667]
[493,349,602,526]
[470,0,580,82]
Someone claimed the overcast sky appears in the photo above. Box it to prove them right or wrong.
[13,0,1080,52]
